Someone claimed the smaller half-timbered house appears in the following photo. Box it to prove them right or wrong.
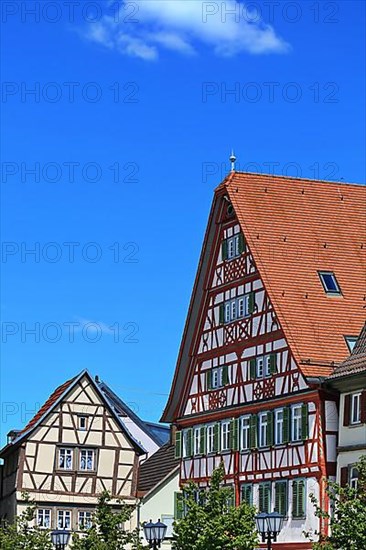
[0,369,167,541]
[327,322,366,488]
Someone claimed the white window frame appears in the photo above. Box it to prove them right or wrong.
[57,510,71,530]
[224,296,249,324]
[291,405,302,442]
[78,416,87,431]
[259,412,268,448]
[211,367,224,389]
[227,235,241,260]
[78,511,92,530]
[37,509,51,529]
[182,429,190,458]
[274,409,284,446]
[58,448,73,470]
[256,355,272,379]
[79,449,95,471]
[350,466,359,489]
[256,356,264,378]
[193,427,201,456]
[240,415,250,451]
[264,355,271,377]
[351,393,361,424]
[221,421,231,451]
[207,424,215,454]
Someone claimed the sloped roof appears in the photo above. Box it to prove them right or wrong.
[328,322,366,379]
[0,370,146,456]
[224,172,365,374]
[18,376,77,436]
[97,380,169,447]
[137,443,179,497]
[162,172,365,422]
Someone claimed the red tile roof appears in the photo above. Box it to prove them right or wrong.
[18,376,77,436]
[222,172,366,375]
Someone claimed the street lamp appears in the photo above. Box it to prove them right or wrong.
[255,512,284,550]
[143,519,167,549]
[51,530,71,550]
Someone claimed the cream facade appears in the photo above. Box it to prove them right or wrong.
[0,370,167,545]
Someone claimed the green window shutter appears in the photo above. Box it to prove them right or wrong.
[219,303,225,324]
[213,423,221,452]
[206,370,212,391]
[238,232,245,254]
[275,482,287,515]
[267,411,274,447]
[283,407,290,443]
[249,414,257,449]
[264,483,271,513]
[174,492,184,520]
[200,427,206,455]
[175,431,182,459]
[259,483,270,513]
[293,480,305,518]
[301,404,309,440]
[248,292,256,314]
[292,480,298,517]
[231,418,239,451]
[298,480,305,517]
[222,365,229,386]
[249,358,256,380]
[259,484,263,512]
[187,428,193,457]
[269,353,277,374]
[241,484,252,505]
[222,239,228,261]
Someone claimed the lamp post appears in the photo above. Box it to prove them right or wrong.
[255,512,284,550]
[51,530,71,550]
[143,519,167,549]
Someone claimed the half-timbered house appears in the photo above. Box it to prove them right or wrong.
[326,322,366,489]
[0,369,168,543]
[161,171,366,548]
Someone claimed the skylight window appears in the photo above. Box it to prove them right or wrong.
[318,271,342,295]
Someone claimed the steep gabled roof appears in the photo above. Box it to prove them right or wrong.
[18,375,77,436]
[224,173,365,371]
[0,370,146,456]
[137,443,179,497]
[162,172,366,422]
[328,322,366,379]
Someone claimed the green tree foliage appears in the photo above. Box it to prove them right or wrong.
[71,491,144,550]
[0,493,53,550]
[305,455,366,550]
[172,463,258,550]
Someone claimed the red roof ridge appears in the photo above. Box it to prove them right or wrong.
[225,170,365,187]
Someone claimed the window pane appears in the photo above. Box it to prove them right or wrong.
[319,271,341,294]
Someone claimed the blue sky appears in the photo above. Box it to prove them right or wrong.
[1,0,365,445]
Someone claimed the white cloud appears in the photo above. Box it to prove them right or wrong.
[83,0,290,60]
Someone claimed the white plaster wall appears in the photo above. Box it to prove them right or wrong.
[338,394,366,448]
[137,471,180,549]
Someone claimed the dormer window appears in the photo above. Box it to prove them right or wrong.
[345,336,357,353]
[318,271,342,295]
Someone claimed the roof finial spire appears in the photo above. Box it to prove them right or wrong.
[229,149,237,172]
